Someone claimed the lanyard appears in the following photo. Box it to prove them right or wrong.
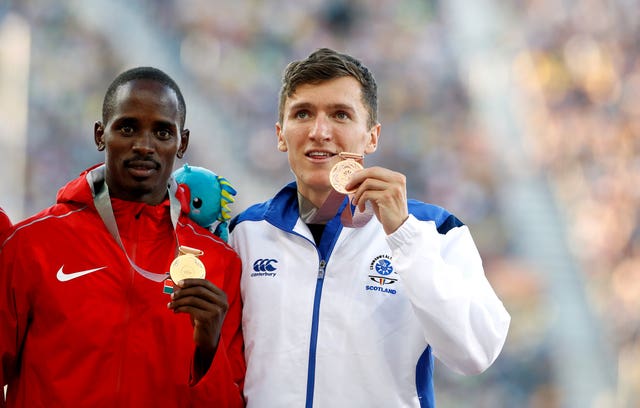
[306,189,373,227]
[86,165,181,282]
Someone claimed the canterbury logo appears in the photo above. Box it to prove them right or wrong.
[253,259,278,272]
[56,265,107,282]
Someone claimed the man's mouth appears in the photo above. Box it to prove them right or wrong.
[125,159,159,177]
[306,151,336,160]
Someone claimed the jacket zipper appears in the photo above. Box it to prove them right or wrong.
[305,259,326,408]
[114,225,137,402]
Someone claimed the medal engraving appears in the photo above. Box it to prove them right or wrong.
[169,246,206,282]
[330,159,364,194]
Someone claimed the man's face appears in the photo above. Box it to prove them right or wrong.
[276,76,380,203]
[95,79,189,204]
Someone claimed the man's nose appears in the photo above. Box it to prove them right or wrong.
[132,132,155,154]
[309,115,331,141]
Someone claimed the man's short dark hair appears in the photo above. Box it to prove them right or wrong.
[102,66,187,129]
[278,48,378,128]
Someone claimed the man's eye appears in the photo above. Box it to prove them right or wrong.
[295,111,309,119]
[120,126,134,135]
[156,130,171,140]
[335,112,349,120]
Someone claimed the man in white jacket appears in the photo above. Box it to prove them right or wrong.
[229,47,510,408]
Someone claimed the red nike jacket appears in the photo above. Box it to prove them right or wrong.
[0,166,245,407]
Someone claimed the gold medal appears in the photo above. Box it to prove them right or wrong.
[169,245,206,282]
[330,153,364,194]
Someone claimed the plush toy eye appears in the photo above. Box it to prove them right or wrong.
[192,197,203,209]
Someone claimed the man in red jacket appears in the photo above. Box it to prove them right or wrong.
[0,67,245,407]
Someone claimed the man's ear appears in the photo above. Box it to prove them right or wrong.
[94,121,105,151]
[177,129,190,158]
[364,123,381,155]
[276,122,287,152]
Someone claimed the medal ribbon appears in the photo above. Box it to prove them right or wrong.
[308,188,374,227]
[87,165,181,282]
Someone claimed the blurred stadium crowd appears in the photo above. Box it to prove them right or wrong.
[2,0,638,406]
[514,2,640,406]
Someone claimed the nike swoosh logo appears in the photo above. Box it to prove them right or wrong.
[56,265,107,282]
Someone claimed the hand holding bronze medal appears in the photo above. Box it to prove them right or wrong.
[170,245,206,283]
[309,151,373,228]
[329,152,364,194]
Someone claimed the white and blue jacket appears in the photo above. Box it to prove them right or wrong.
[229,182,510,408]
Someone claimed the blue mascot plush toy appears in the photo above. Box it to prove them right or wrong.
[172,164,237,242]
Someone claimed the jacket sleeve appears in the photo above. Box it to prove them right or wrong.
[387,215,511,375]
[0,235,27,401]
[188,251,245,407]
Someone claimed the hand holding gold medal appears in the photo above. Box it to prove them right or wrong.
[170,245,206,283]
[329,152,364,194]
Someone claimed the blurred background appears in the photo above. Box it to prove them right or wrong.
[0,0,637,406]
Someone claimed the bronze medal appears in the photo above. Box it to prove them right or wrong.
[330,159,364,194]
[169,245,206,282]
